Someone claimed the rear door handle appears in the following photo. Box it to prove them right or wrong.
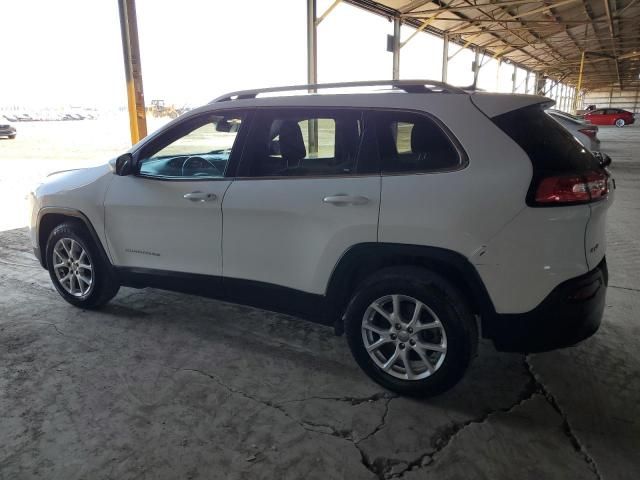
[183,191,217,202]
[322,194,370,206]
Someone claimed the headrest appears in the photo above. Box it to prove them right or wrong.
[279,121,306,163]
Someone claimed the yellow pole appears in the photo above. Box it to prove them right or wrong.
[118,0,147,144]
[573,51,585,113]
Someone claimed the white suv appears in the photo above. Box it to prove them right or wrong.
[28,81,612,396]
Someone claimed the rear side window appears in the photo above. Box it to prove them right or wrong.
[493,105,600,174]
[238,110,363,177]
[373,112,462,174]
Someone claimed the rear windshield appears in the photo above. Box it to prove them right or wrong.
[493,105,600,174]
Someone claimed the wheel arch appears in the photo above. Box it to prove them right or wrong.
[325,243,497,336]
[37,208,110,269]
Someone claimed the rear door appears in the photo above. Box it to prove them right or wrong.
[221,108,380,295]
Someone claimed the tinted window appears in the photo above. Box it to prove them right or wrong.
[239,110,363,177]
[138,114,243,179]
[493,105,599,173]
[373,112,461,173]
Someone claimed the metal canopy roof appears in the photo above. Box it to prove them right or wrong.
[346,0,640,90]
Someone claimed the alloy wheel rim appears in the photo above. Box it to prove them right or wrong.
[52,238,93,298]
[361,294,447,380]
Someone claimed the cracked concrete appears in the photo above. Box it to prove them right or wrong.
[1,124,640,479]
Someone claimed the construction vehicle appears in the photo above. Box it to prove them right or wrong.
[150,99,179,119]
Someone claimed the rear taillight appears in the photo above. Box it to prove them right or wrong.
[578,128,597,139]
[534,170,609,205]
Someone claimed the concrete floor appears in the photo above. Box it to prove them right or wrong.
[1,125,639,480]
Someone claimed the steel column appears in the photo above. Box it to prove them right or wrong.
[306,0,318,153]
[118,0,147,144]
[512,63,517,93]
[441,34,449,83]
[392,17,401,80]
[525,70,530,93]
[535,74,546,95]
[473,47,480,87]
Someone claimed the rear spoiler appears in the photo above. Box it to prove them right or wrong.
[470,92,554,118]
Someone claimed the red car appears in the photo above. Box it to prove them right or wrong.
[584,108,635,127]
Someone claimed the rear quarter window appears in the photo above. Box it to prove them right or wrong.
[372,111,464,174]
[493,105,600,174]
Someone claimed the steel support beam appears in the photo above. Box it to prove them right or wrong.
[118,0,147,144]
[573,50,585,112]
[392,17,401,80]
[512,63,517,93]
[442,34,449,83]
[306,0,318,153]
[316,0,341,25]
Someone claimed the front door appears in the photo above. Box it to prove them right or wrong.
[104,112,247,277]
[221,108,380,295]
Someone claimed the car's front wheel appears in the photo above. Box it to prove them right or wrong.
[615,118,625,127]
[46,222,119,308]
[344,267,478,397]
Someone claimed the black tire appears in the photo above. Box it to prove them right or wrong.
[9,134,16,139]
[344,267,478,397]
[45,221,119,309]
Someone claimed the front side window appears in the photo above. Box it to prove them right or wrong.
[373,112,462,174]
[239,110,363,177]
[138,114,243,179]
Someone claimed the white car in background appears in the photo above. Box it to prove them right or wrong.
[546,109,601,152]
[28,81,613,397]
[0,116,17,139]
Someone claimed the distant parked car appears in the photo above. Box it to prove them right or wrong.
[14,113,34,122]
[584,108,635,127]
[546,109,601,152]
[0,119,16,139]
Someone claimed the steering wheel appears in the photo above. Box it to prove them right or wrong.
[181,156,222,177]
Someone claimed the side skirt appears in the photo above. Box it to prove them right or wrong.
[114,267,330,326]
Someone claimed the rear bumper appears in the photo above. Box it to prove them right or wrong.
[487,258,608,353]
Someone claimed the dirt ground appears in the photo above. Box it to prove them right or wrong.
[1,119,639,479]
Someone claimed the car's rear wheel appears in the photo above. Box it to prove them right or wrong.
[46,222,119,308]
[615,118,625,127]
[344,267,478,397]
[9,134,16,139]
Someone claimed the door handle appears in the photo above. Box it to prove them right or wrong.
[183,191,217,202]
[322,194,370,206]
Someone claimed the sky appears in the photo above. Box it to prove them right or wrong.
[1,0,546,110]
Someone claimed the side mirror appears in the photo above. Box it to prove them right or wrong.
[113,153,134,176]
[600,154,612,168]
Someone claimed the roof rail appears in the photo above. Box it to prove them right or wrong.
[211,79,465,103]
